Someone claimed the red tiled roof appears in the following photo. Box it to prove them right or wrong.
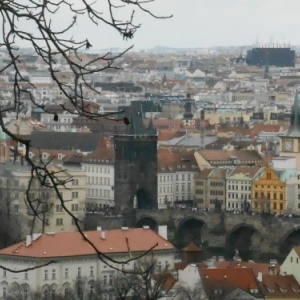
[157,149,198,172]
[214,261,281,277]
[0,228,174,259]
[200,268,261,298]
[260,274,300,298]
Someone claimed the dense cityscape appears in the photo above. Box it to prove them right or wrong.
[0,43,299,299]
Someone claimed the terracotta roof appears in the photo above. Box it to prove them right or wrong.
[157,149,198,172]
[214,261,281,277]
[0,228,175,259]
[260,274,300,298]
[200,268,262,299]
[181,242,202,252]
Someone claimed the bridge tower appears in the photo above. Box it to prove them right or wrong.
[114,101,158,211]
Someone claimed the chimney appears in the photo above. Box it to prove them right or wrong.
[158,225,168,240]
[268,264,276,275]
[101,231,106,240]
[257,272,262,282]
[26,235,31,247]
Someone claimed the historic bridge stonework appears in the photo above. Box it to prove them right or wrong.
[86,210,300,254]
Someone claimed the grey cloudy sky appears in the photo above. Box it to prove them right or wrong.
[14,0,300,50]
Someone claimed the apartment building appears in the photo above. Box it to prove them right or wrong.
[0,161,86,236]
[194,168,228,210]
[251,166,286,214]
[157,149,198,208]
[226,166,263,211]
[82,150,115,209]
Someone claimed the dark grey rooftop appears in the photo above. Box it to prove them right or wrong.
[29,131,101,152]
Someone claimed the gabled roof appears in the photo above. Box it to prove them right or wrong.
[260,274,300,298]
[200,268,263,299]
[157,149,198,173]
[0,228,175,259]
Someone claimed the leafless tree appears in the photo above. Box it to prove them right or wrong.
[0,170,23,248]
[0,0,171,273]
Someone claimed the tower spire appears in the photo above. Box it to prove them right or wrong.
[292,90,299,128]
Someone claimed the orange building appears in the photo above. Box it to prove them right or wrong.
[251,167,286,214]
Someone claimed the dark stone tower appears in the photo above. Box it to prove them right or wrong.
[183,92,194,120]
[114,101,158,211]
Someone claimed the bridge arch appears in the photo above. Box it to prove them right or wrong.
[280,225,300,254]
[135,215,158,232]
[226,223,261,251]
[176,216,207,247]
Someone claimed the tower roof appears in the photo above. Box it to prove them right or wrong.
[183,92,194,119]
[282,91,300,137]
[127,101,156,136]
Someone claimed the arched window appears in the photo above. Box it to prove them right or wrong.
[261,192,264,198]
[267,193,270,199]
[255,192,258,198]
[280,193,283,200]
[274,193,277,200]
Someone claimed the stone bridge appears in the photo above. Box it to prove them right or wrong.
[85,210,300,255]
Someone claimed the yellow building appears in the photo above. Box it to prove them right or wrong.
[204,111,251,125]
[251,167,286,214]
[0,162,86,237]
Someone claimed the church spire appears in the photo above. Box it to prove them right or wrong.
[183,91,193,119]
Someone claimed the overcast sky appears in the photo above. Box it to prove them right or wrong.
[14,0,300,50]
[94,0,300,50]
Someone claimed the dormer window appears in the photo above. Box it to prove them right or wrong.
[292,288,300,293]
[279,287,287,293]
[267,288,275,293]
[214,289,222,295]
[250,288,258,294]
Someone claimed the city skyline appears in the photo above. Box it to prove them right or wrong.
[8,0,300,51]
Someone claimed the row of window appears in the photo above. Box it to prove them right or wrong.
[253,202,284,210]
[227,194,251,200]
[84,166,111,174]
[228,185,251,191]
[87,189,110,198]
[175,184,191,192]
[159,174,193,182]
[210,190,224,196]
[253,192,284,200]
[56,204,79,212]
[210,182,223,187]
[159,186,173,193]
[87,177,111,185]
